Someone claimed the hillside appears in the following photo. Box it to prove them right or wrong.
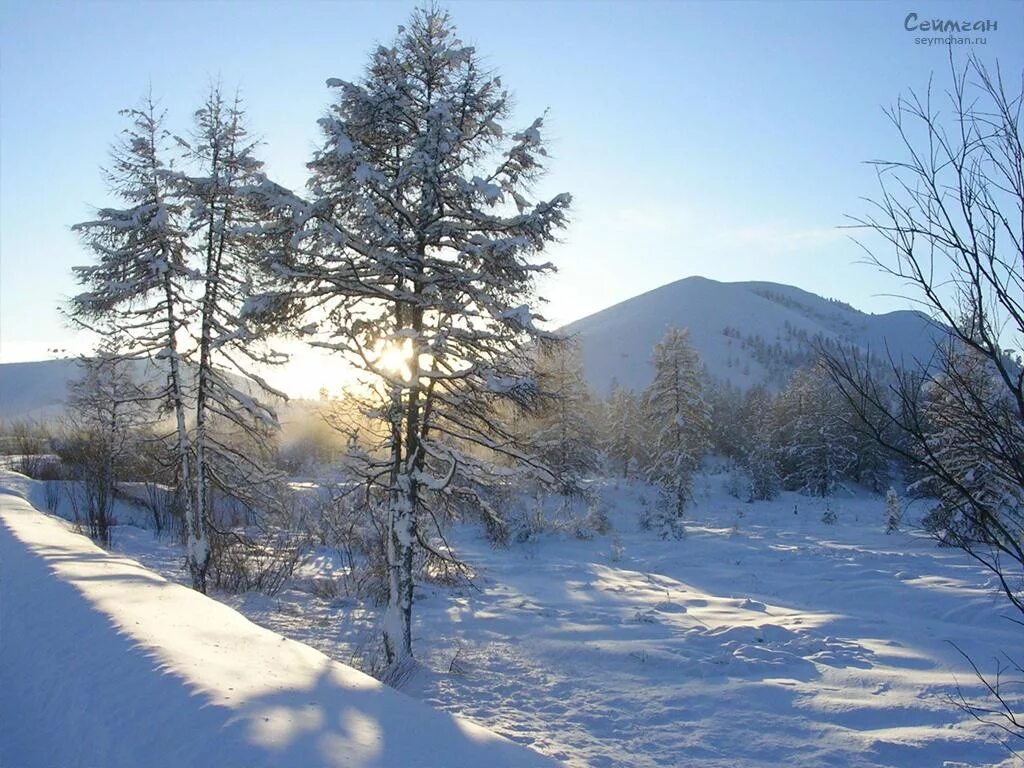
[0,359,83,422]
[0,358,275,424]
[0,278,946,418]
[561,276,944,394]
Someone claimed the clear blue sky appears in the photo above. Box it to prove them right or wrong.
[2,0,1022,385]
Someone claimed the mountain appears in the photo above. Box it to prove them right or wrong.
[0,358,270,424]
[0,359,90,422]
[1,277,944,420]
[560,276,945,395]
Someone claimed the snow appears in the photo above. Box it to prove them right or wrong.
[354,164,377,184]
[0,359,83,420]
[0,474,555,768]
[561,276,946,394]
[498,304,537,332]
[384,484,1020,768]
[0,358,272,422]
[2,278,942,418]
[1,468,1020,767]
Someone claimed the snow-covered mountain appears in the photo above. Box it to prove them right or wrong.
[0,358,268,423]
[0,359,93,422]
[561,276,944,395]
[1,278,944,419]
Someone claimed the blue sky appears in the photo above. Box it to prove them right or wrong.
[2,0,1022,390]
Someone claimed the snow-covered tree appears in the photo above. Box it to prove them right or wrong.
[741,385,781,501]
[821,55,1024,740]
[847,413,894,493]
[69,96,197,562]
[919,345,1024,548]
[249,8,570,665]
[642,327,710,538]
[72,89,286,592]
[885,486,901,534]
[527,339,600,494]
[602,381,643,479]
[174,86,288,591]
[776,363,855,497]
[706,381,746,460]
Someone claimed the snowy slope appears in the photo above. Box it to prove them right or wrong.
[561,276,944,394]
[0,477,554,768]
[0,358,82,421]
[0,358,272,423]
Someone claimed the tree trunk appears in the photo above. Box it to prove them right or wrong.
[163,276,202,588]
[383,474,416,665]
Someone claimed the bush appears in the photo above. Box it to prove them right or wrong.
[641,487,687,540]
[582,498,612,537]
[141,483,184,539]
[724,465,753,501]
[302,486,391,604]
[15,454,63,481]
[207,529,306,596]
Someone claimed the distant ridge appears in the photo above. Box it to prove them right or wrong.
[0,358,263,423]
[560,276,944,395]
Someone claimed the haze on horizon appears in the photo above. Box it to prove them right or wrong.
[2,0,1022,396]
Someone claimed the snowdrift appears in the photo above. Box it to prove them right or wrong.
[0,485,554,768]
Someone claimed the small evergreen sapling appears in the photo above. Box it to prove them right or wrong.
[885,487,902,534]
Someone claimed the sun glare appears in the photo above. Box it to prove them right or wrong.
[374,338,416,382]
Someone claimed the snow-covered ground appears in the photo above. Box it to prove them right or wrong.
[0,473,554,768]
[2,469,1020,767]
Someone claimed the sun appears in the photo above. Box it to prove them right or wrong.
[257,341,362,400]
[373,338,415,382]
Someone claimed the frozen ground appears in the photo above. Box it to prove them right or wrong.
[0,473,554,768]
[2,469,1021,767]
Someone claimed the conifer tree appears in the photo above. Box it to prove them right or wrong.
[742,385,781,500]
[173,86,288,591]
[250,8,570,664]
[777,364,855,497]
[642,327,710,538]
[70,96,197,568]
[920,344,1024,547]
[529,340,600,494]
[603,381,642,479]
[72,89,286,592]
[885,486,902,534]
